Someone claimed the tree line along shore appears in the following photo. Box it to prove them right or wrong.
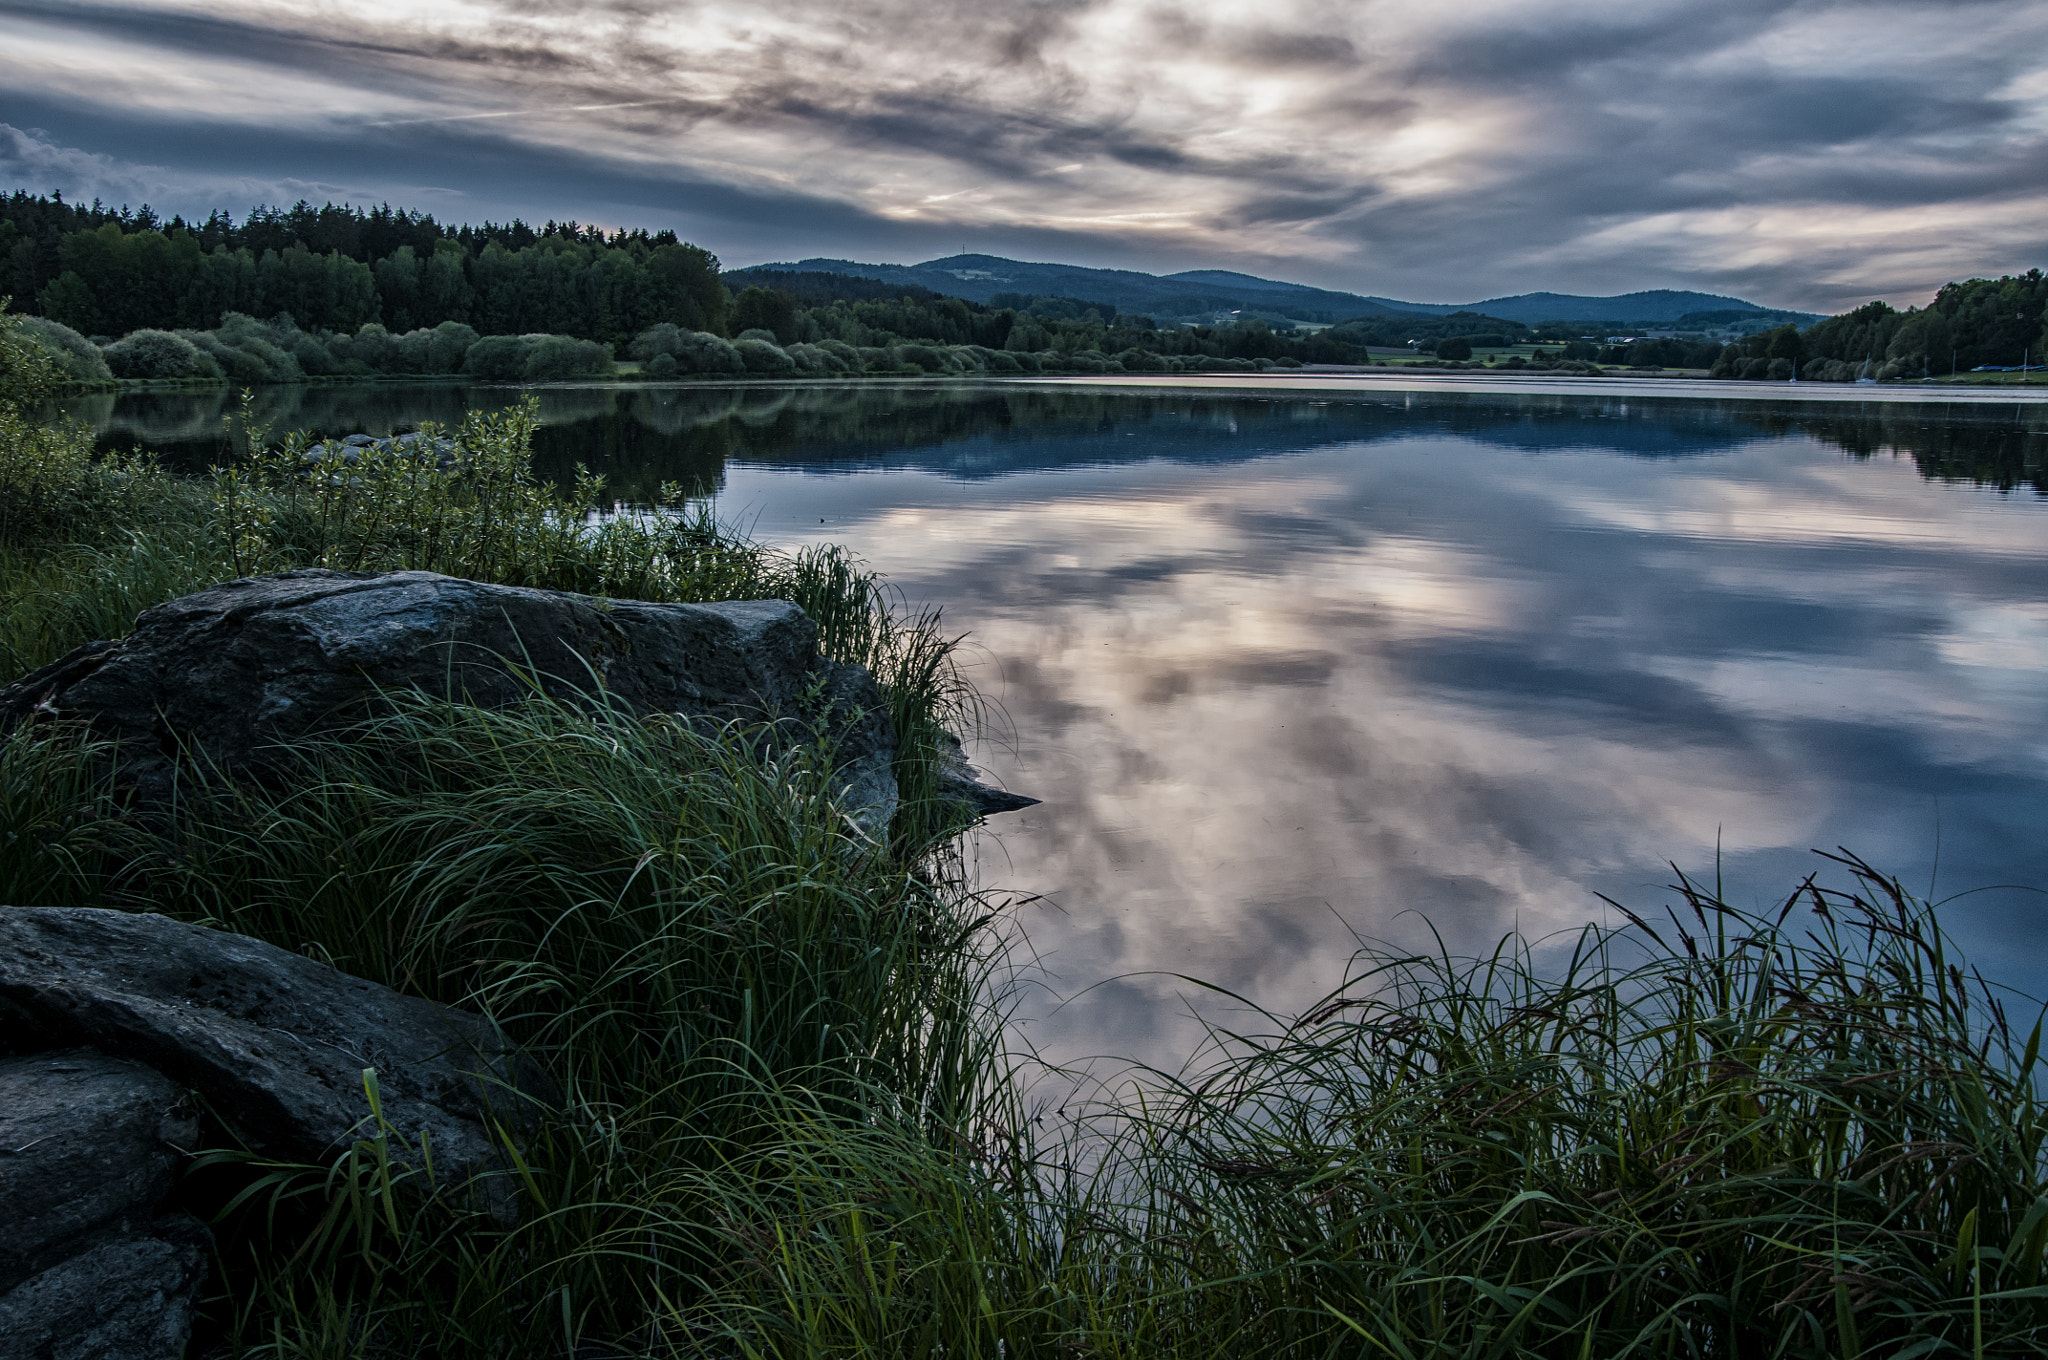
[6,191,2045,391]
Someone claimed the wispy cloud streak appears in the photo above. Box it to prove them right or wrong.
[2,0,2044,308]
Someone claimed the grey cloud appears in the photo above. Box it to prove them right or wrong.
[988,3,1103,69]
[1301,92,1417,127]
[1397,7,1763,89]
[1235,29,1358,69]
[3,0,2047,309]
[1139,10,1358,70]
[1217,189,1383,229]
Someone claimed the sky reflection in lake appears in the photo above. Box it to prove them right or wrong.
[64,382,2048,1069]
[710,388,2048,1069]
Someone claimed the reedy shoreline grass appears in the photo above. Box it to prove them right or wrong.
[5,309,2048,1356]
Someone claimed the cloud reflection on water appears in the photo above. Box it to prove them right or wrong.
[721,412,2048,1070]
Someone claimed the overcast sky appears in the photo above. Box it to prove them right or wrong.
[3,0,2045,312]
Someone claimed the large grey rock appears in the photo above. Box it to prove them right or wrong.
[0,907,539,1202]
[0,1052,197,1293]
[0,1215,208,1360]
[0,569,900,832]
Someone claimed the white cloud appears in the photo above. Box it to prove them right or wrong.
[4,0,2047,306]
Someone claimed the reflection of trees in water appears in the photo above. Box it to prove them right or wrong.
[1765,404,2048,496]
[528,389,729,501]
[53,386,498,469]
[49,383,2048,502]
[696,389,1797,471]
[676,388,2048,496]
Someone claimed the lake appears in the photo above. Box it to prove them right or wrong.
[57,376,2048,1069]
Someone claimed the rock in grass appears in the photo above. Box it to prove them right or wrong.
[0,568,901,832]
[0,1215,209,1360]
[0,1053,209,1360]
[0,910,545,1358]
[0,907,541,1204]
[0,1052,198,1293]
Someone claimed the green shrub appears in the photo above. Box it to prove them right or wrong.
[290,333,341,375]
[645,351,678,378]
[457,334,609,383]
[0,395,114,551]
[818,339,862,371]
[894,343,949,373]
[1802,357,1867,382]
[0,303,183,568]
[335,322,400,371]
[16,316,112,383]
[426,321,478,373]
[181,328,303,384]
[521,334,611,381]
[461,334,526,381]
[785,341,842,374]
[676,331,744,375]
[217,314,321,376]
[736,337,796,375]
[631,322,685,361]
[390,327,431,372]
[177,329,262,382]
[634,322,750,375]
[1,299,59,405]
[102,329,223,380]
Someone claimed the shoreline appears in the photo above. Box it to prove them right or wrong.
[57,366,2048,404]
[1021,369,2048,405]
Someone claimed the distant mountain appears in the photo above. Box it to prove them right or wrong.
[739,255,1811,328]
[1155,268,1422,318]
[740,255,1419,322]
[1442,290,1812,325]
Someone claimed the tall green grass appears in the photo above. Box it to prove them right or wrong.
[0,694,1004,1357]
[659,860,2048,1359]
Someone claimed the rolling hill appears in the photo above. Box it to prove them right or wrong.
[732,255,1811,328]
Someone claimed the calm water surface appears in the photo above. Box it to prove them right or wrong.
[62,379,2048,1067]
